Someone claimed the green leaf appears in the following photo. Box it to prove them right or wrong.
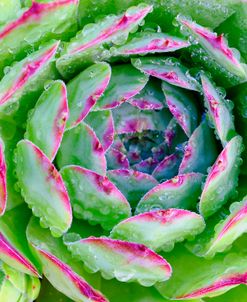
[1,263,40,301]
[205,195,247,257]
[152,153,182,182]
[56,3,152,78]
[0,0,78,77]
[201,74,236,146]
[0,0,21,25]
[56,122,107,175]
[16,140,72,237]
[127,79,165,110]
[93,65,149,110]
[0,205,40,276]
[61,165,131,230]
[112,31,190,56]
[111,209,205,251]
[0,138,7,215]
[0,40,59,125]
[179,119,218,174]
[162,81,199,136]
[66,63,111,129]
[132,56,200,91]
[85,110,114,152]
[199,135,243,219]
[217,2,247,62]
[156,244,247,299]
[65,237,172,286]
[136,173,204,214]
[78,0,235,32]
[177,15,247,87]
[26,217,107,302]
[107,169,158,208]
[25,80,68,161]
[112,103,171,134]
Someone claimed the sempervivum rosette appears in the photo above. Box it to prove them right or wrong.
[0,1,246,301]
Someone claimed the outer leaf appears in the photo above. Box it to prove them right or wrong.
[61,165,131,230]
[0,124,24,211]
[27,217,107,302]
[1,263,40,301]
[0,0,21,25]
[217,1,247,62]
[127,79,165,110]
[0,138,6,215]
[0,42,59,210]
[25,80,68,161]
[199,135,243,219]
[162,81,199,136]
[111,209,205,251]
[152,153,181,182]
[107,169,158,208]
[0,40,59,124]
[112,31,189,56]
[93,65,148,110]
[0,205,40,276]
[65,237,172,286]
[0,278,22,301]
[0,0,78,77]
[66,63,111,129]
[112,103,171,134]
[16,140,72,237]
[136,173,204,214]
[156,245,247,300]
[131,57,200,91]
[205,196,247,257]
[56,3,152,78]
[177,15,247,83]
[78,0,234,33]
[85,110,114,152]
[36,249,108,302]
[179,119,218,174]
[201,74,236,146]
[56,122,107,175]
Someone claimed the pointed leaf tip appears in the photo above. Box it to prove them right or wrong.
[177,15,247,81]
[34,247,108,302]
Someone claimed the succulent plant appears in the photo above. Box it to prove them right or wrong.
[0,0,246,301]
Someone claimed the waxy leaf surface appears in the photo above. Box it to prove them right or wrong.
[16,140,72,237]
[61,165,131,230]
[65,237,172,286]
[26,80,68,161]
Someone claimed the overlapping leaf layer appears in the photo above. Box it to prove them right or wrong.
[0,1,246,301]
